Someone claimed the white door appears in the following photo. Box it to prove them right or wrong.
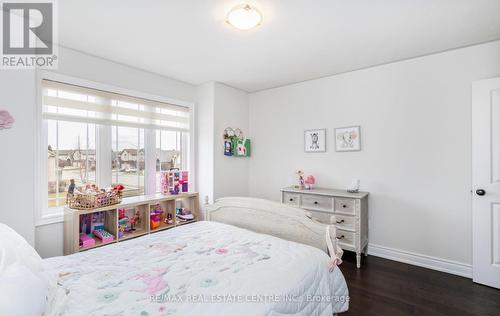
[472,77,500,289]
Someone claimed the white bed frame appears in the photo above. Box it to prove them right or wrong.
[205,197,343,261]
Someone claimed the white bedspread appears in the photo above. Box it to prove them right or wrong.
[43,221,349,316]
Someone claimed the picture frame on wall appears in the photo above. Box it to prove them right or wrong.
[335,126,361,152]
[304,129,326,152]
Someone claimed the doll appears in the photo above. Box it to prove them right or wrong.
[296,170,305,190]
[68,179,76,194]
[165,213,174,225]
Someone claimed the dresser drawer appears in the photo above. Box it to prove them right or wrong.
[334,198,356,215]
[333,214,356,231]
[283,192,300,207]
[335,229,355,248]
[301,195,333,212]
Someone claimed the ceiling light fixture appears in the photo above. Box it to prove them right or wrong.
[226,4,262,30]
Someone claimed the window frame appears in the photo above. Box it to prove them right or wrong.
[35,71,196,226]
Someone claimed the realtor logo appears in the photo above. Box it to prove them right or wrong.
[1,1,57,68]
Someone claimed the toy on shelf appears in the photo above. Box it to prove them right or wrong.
[161,169,189,195]
[118,208,142,237]
[128,211,140,231]
[79,233,95,248]
[79,213,92,235]
[305,175,316,190]
[93,229,114,243]
[296,170,305,190]
[67,183,125,210]
[79,211,114,247]
[295,170,316,190]
[118,208,128,238]
[118,220,127,238]
[91,212,105,231]
[176,207,194,222]
[165,213,174,225]
[150,204,164,230]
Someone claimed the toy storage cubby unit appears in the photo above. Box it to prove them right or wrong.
[175,196,197,226]
[149,200,176,232]
[118,205,149,241]
[64,192,200,255]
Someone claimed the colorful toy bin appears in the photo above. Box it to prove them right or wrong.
[150,204,163,230]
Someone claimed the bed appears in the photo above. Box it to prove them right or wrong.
[206,197,344,257]
[0,201,349,316]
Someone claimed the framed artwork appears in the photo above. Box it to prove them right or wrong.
[335,126,361,152]
[304,129,326,152]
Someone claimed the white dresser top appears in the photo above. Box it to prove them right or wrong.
[281,186,369,199]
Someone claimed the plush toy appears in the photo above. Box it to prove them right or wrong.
[305,175,316,190]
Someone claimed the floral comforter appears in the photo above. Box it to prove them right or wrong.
[42,221,349,316]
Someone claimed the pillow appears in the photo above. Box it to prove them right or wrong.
[0,264,48,316]
[0,223,42,275]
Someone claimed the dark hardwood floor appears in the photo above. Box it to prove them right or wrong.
[339,252,500,316]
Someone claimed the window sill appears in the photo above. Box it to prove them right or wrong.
[36,208,64,227]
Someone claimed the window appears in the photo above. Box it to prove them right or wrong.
[40,78,191,223]
[155,130,182,192]
[47,121,96,208]
[112,126,145,198]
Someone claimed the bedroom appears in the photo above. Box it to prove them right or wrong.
[1,0,500,315]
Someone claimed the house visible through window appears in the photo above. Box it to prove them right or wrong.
[112,126,145,198]
[41,79,191,219]
[155,130,182,192]
[47,121,96,208]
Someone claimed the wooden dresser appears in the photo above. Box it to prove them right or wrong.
[280,186,369,268]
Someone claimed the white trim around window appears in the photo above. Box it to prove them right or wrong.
[35,70,196,226]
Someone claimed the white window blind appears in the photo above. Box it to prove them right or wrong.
[42,80,190,132]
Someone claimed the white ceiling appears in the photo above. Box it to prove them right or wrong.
[59,0,500,92]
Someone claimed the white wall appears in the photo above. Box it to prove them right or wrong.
[0,46,198,258]
[196,82,250,204]
[54,48,197,103]
[213,83,249,199]
[248,40,500,266]
[0,70,36,245]
[197,82,215,206]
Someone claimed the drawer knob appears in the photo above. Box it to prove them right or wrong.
[336,235,345,240]
[342,204,347,208]
[289,198,294,202]
[336,220,345,224]
[314,201,319,205]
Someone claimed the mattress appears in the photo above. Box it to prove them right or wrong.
[42,221,349,315]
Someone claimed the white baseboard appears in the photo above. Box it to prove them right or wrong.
[367,243,472,278]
